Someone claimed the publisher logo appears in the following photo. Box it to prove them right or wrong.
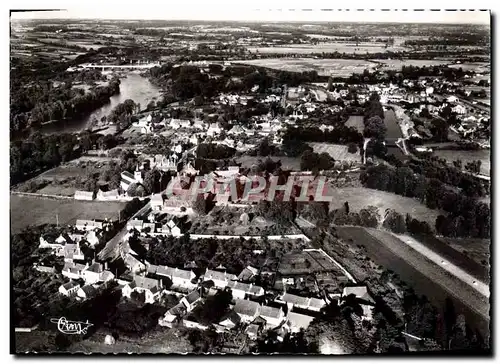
[50,317,93,335]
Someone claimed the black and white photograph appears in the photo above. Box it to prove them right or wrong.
[9,5,492,355]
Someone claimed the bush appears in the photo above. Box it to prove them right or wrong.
[347,143,358,154]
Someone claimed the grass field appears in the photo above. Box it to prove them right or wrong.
[10,194,126,233]
[236,155,301,170]
[447,62,490,73]
[371,59,450,69]
[345,115,364,134]
[236,58,378,77]
[247,43,406,55]
[432,149,490,176]
[440,237,490,273]
[278,250,344,276]
[309,143,362,163]
[327,187,441,226]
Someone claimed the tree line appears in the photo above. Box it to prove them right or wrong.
[360,164,490,238]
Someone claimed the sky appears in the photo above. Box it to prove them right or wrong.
[10,8,491,24]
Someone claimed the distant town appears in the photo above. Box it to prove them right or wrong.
[11,13,490,355]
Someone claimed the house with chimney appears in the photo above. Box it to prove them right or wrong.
[203,269,237,289]
[122,275,164,304]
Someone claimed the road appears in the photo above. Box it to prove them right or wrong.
[98,202,151,261]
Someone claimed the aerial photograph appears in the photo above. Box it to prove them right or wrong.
[10,7,491,355]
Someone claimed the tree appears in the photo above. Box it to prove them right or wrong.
[192,289,232,325]
[347,143,358,154]
[364,116,387,140]
[383,209,406,234]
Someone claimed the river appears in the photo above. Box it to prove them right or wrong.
[39,73,161,135]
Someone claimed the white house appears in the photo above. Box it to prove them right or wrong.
[151,194,165,211]
[62,261,87,280]
[124,253,147,273]
[59,281,80,297]
[127,219,144,232]
[286,312,315,333]
[75,219,104,231]
[38,236,64,252]
[74,190,95,201]
[207,122,222,137]
[447,95,459,103]
[233,299,260,323]
[203,269,237,289]
[276,293,326,312]
[259,305,285,328]
[180,290,202,312]
[227,281,264,300]
[149,264,197,290]
[77,285,98,300]
[452,105,467,115]
[83,262,104,285]
[96,189,120,201]
[122,275,163,304]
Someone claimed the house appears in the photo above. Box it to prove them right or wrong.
[286,312,315,333]
[152,265,197,290]
[276,293,326,312]
[120,170,142,191]
[159,301,188,327]
[227,281,264,300]
[59,281,80,297]
[193,119,205,130]
[342,286,376,321]
[151,194,165,211]
[74,190,95,201]
[75,219,104,231]
[62,261,87,280]
[96,189,120,201]
[83,262,104,284]
[228,125,246,136]
[122,275,163,304]
[34,264,56,274]
[233,299,261,323]
[84,230,100,247]
[219,310,241,330]
[180,290,202,312]
[38,236,64,252]
[127,219,144,232]
[245,323,262,340]
[189,134,199,145]
[237,266,258,281]
[77,285,98,300]
[207,122,222,137]
[259,305,285,328]
[447,95,459,103]
[452,105,467,115]
[203,269,237,289]
[62,243,85,262]
[124,253,147,273]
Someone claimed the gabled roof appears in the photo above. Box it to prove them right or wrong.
[343,286,375,304]
[259,305,282,320]
[121,171,135,180]
[184,290,201,304]
[132,275,161,291]
[156,266,195,281]
[80,285,97,297]
[219,310,241,325]
[227,281,263,295]
[233,299,260,317]
[62,281,80,290]
[204,269,237,282]
[280,293,310,307]
[86,262,103,273]
[237,266,258,281]
[287,312,315,331]
[309,297,327,309]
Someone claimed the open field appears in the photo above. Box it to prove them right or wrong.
[10,194,125,233]
[371,59,450,69]
[236,155,301,170]
[432,149,490,176]
[247,43,406,55]
[236,58,377,77]
[447,62,490,73]
[309,143,362,163]
[333,226,490,340]
[327,187,441,226]
[345,115,364,134]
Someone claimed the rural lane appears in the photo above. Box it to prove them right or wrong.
[98,202,151,261]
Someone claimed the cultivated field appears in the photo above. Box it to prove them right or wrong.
[236,58,377,77]
[247,43,406,55]
[345,115,364,134]
[309,143,362,163]
[278,250,345,276]
[333,226,490,340]
[10,194,125,233]
[371,58,450,69]
[440,237,490,274]
[327,187,441,226]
